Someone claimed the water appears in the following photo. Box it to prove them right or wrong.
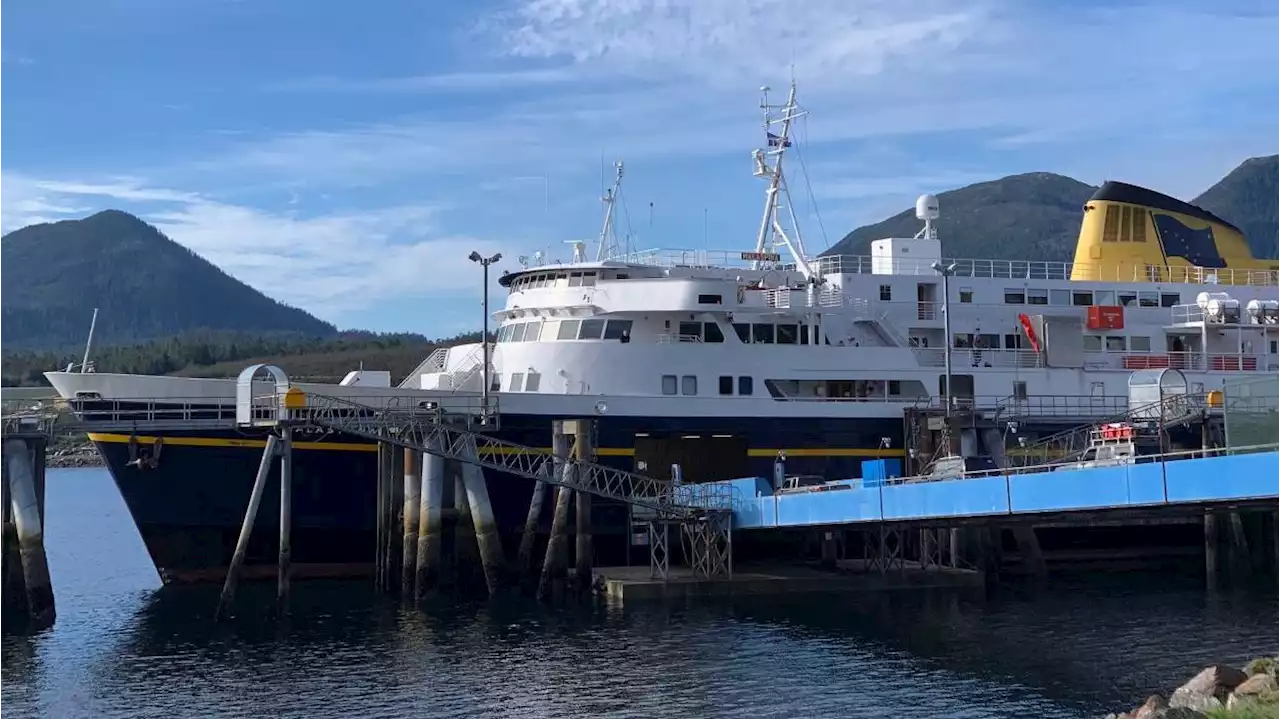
[2,469,1275,719]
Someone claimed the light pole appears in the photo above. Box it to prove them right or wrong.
[469,251,502,420]
[932,261,958,418]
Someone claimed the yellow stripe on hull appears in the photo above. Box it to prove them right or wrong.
[86,433,905,459]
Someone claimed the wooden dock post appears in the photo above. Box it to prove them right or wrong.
[415,437,445,600]
[572,420,594,592]
[3,439,55,631]
[278,428,293,610]
[538,431,575,600]
[216,433,279,620]
[518,421,564,587]
[460,442,505,597]
[401,448,421,596]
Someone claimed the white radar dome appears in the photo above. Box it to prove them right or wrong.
[916,194,940,221]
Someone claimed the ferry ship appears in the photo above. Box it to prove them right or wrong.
[43,83,1279,583]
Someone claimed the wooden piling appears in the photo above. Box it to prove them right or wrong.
[538,456,574,600]
[3,439,55,631]
[415,438,445,599]
[1204,511,1221,589]
[518,422,565,585]
[216,433,279,619]
[278,428,293,609]
[572,420,594,591]
[401,448,421,596]
[460,441,505,596]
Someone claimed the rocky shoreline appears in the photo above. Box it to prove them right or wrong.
[47,439,105,468]
[1107,658,1278,718]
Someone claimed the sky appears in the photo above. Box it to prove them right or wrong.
[2,0,1277,336]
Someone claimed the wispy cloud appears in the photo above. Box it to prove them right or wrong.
[1,173,506,324]
[267,68,584,93]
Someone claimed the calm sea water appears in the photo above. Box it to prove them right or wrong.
[2,468,1275,719]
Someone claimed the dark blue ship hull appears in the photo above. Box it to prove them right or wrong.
[87,410,907,583]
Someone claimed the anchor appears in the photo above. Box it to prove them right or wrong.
[126,435,164,470]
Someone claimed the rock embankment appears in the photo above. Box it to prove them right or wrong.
[1107,657,1278,718]
[47,439,104,468]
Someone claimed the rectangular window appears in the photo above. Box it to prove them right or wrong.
[752,324,775,344]
[603,319,633,340]
[568,271,584,287]
[1004,289,1025,304]
[978,333,999,349]
[511,323,529,342]
[697,293,723,304]
[1137,291,1159,308]
[1013,381,1028,400]
[1049,289,1070,306]
[703,322,725,343]
[879,284,892,301]
[581,272,597,287]
[678,321,702,340]
[510,372,525,392]
[1083,335,1102,351]
[1094,290,1115,305]
[1130,336,1152,352]
[1118,291,1138,307]
[1072,291,1093,306]
[799,325,810,345]
[1027,288,1049,305]
[738,376,753,395]
[578,319,606,339]
[776,325,798,345]
[525,372,541,392]
[1004,334,1023,349]
[498,325,512,342]
[681,375,698,396]
[1105,336,1127,352]
[661,375,678,395]
[557,320,581,340]
[733,323,751,343]
[540,321,561,341]
[888,380,901,396]
[1270,340,1278,355]
[959,288,974,303]
[1160,293,1180,308]
[719,376,734,395]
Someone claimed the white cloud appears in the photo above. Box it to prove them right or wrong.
[0,173,509,323]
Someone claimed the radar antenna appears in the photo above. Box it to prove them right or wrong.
[750,81,813,278]
[914,194,940,241]
[596,161,626,261]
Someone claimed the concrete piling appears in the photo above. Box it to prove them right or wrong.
[414,437,445,600]
[375,442,388,590]
[1011,525,1046,579]
[453,464,481,592]
[278,428,293,609]
[572,420,594,591]
[216,433,279,620]
[3,439,55,631]
[1204,511,1220,589]
[402,448,421,596]
[460,439,505,597]
[385,446,405,594]
[518,421,565,585]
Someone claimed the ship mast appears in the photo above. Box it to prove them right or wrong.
[750,81,813,278]
[596,161,625,262]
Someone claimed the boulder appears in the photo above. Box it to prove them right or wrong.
[1226,672,1278,710]
[1169,664,1248,711]
[1131,695,1169,719]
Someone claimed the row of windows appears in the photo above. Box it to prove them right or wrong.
[497,319,633,343]
[508,270,601,292]
[661,374,756,396]
[1083,335,1152,352]
[995,288,1179,308]
[731,323,820,345]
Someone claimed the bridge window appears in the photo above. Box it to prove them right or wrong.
[557,320,581,340]
[1138,291,1159,308]
[525,372,541,392]
[698,293,723,304]
[1072,291,1093,306]
[510,323,529,342]
[509,372,525,391]
[498,325,513,342]
[1050,289,1070,305]
[1130,336,1151,352]
[578,319,606,340]
[679,321,703,341]
[1105,336,1127,352]
[661,375,677,395]
[719,376,734,395]
[1160,293,1180,308]
[776,325,798,345]
[681,375,698,396]
[733,323,750,343]
[703,322,725,343]
[1027,288,1048,305]
[539,321,561,341]
[603,319,632,340]
[752,324,775,344]
[581,271,597,287]
[738,376,754,395]
[1003,289,1025,304]
[1118,291,1138,307]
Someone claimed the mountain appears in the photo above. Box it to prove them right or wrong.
[1,210,336,350]
[821,172,1097,260]
[1191,155,1278,260]
[823,158,1280,261]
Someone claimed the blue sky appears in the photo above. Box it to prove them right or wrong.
[3,0,1277,336]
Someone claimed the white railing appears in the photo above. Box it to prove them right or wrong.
[812,255,1279,286]
[656,333,703,344]
[914,348,1045,369]
[397,347,451,389]
[763,287,793,308]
